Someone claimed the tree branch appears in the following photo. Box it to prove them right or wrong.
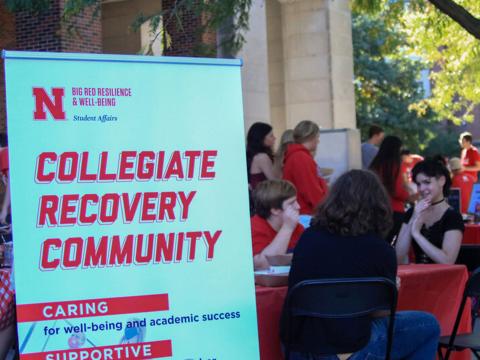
[428,0,480,39]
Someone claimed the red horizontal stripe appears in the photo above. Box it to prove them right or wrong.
[17,294,169,322]
[20,340,172,360]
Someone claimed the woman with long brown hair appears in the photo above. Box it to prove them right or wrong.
[246,122,277,190]
[370,135,411,242]
[284,169,439,359]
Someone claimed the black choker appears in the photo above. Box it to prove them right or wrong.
[431,198,445,206]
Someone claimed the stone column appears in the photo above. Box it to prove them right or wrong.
[278,0,356,130]
[266,0,287,139]
[238,0,271,133]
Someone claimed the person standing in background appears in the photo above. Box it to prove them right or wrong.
[449,157,475,214]
[246,122,277,190]
[283,121,328,215]
[273,129,294,178]
[361,124,384,169]
[401,149,424,182]
[459,131,480,182]
[370,136,411,243]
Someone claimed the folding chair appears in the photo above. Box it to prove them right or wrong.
[282,277,397,360]
[438,267,480,360]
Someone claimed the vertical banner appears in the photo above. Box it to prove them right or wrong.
[3,51,259,359]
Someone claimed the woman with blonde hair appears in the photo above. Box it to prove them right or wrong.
[283,121,328,215]
[273,129,294,178]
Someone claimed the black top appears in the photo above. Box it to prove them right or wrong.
[283,226,397,355]
[403,207,464,264]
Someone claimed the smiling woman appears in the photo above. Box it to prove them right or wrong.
[395,159,464,264]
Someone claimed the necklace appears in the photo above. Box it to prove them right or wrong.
[431,198,445,206]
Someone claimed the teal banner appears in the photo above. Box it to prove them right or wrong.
[3,51,259,359]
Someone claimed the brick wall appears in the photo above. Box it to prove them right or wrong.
[0,2,17,132]
[15,2,63,51]
[15,0,101,52]
[0,0,101,131]
[162,0,216,57]
[59,2,102,53]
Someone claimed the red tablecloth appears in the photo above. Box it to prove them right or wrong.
[256,264,471,360]
[464,224,480,245]
[0,268,15,330]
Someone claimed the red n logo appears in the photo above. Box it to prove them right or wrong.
[33,87,66,121]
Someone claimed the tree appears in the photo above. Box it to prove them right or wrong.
[353,0,480,40]
[6,0,479,124]
[4,0,252,57]
[353,12,439,153]
[353,0,480,124]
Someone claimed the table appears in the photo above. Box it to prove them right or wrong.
[256,264,471,360]
[0,268,15,331]
[464,224,480,245]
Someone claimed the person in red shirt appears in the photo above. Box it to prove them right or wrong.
[370,136,412,243]
[282,120,328,215]
[459,132,480,182]
[449,157,475,214]
[251,180,304,270]
[401,149,424,183]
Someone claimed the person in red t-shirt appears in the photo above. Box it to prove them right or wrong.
[251,180,304,270]
[370,136,412,243]
[449,157,475,214]
[282,120,328,215]
[401,150,424,183]
[459,132,480,182]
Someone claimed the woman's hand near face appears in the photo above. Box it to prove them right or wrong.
[410,199,430,240]
[413,198,431,218]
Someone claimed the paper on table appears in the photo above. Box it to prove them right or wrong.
[254,266,290,275]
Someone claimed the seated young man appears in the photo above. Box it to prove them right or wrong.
[251,180,304,270]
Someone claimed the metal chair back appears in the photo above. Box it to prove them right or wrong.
[283,277,398,360]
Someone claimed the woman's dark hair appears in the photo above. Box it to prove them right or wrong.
[311,170,393,238]
[369,135,403,195]
[412,158,452,197]
[431,154,447,167]
[246,122,274,175]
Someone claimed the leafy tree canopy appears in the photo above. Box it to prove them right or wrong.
[353,12,439,153]
[5,0,479,123]
[353,0,480,124]
[4,0,252,57]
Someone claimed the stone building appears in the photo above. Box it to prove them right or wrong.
[0,0,358,143]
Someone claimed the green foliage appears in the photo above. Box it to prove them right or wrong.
[402,1,480,124]
[353,13,438,153]
[5,0,251,57]
[5,0,50,12]
[132,0,252,56]
[423,130,460,158]
[353,0,480,124]
[62,0,100,20]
